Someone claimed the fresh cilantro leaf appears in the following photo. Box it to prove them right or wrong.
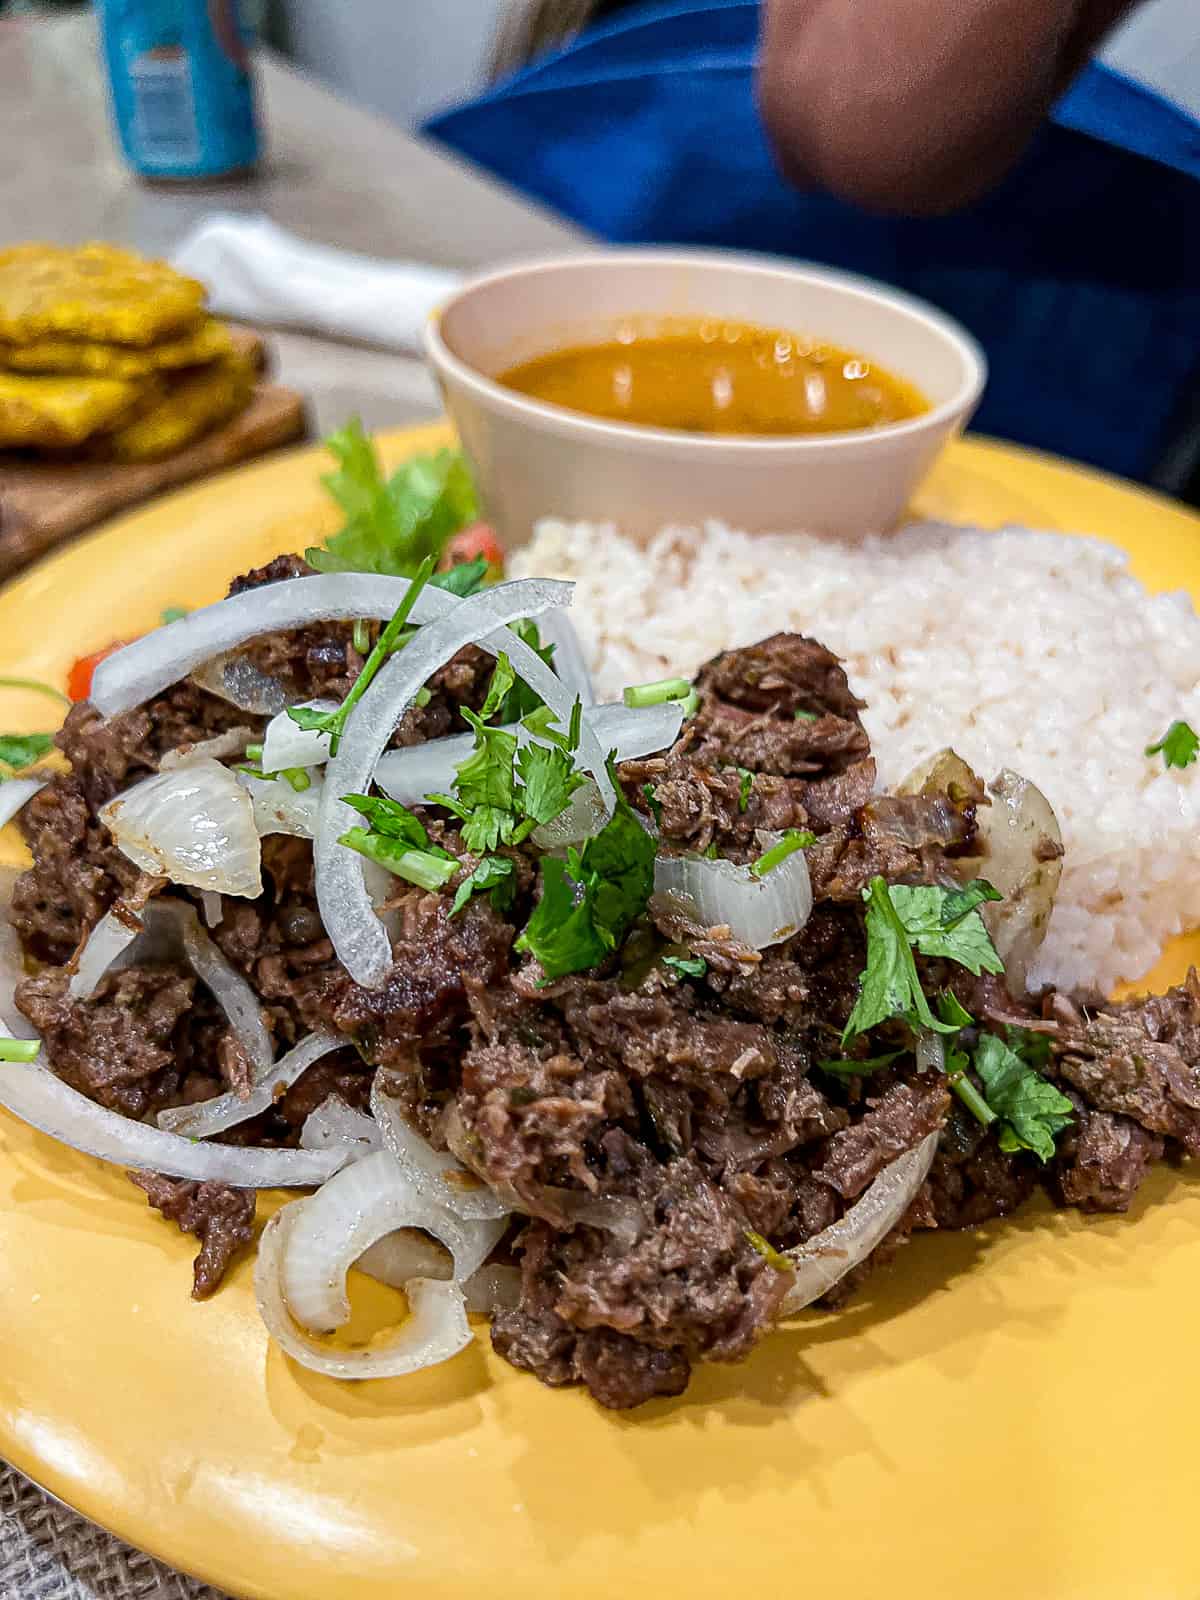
[736,767,753,812]
[936,990,974,1029]
[515,740,585,827]
[453,712,518,814]
[0,1037,40,1062]
[337,828,458,891]
[476,653,517,724]
[793,709,819,723]
[342,793,433,851]
[888,883,1004,977]
[1004,1023,1052,1070]
[450,854,515,917]
[515,789,655,979]
[744,1230,792,1272]
[842,877,959,1045]
[974,1032,1073,1161]
[751,828,816,878]
[817,1049,906,1076]
[0,733,53,773]
[161,605,188,624]
[286,556,435,754]
[306,420,478,577]
[940,878,1003,927]
[1145,719,1199,770]
[430,558,488,598]
[663,954,707,979]
[642,782,663,826]
[497,619,554,723]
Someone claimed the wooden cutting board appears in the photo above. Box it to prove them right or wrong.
[0,328,309,578]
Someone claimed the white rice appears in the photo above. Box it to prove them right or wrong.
[512,518,1200,994]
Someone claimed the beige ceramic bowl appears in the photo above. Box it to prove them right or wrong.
[425,249,986,546]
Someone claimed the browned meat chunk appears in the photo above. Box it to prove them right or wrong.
[130,1173,256,1298]
[813,1080,950,1199]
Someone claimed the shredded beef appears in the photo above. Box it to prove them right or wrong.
[1052,1093,1164,1213]
[813,1080,951,1199]
[130,1173,256,1298]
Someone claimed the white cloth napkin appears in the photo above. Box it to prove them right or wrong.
[171,214,461,353]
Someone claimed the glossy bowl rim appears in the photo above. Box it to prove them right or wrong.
[424,247,987,457]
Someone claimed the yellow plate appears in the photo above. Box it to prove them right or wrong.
[1,427,1199,1600]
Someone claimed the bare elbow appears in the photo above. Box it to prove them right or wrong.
[758,60,1007,215]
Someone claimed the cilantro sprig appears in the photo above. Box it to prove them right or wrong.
[305,420,483,587]
[287,555,435,756]
[429,658,585,853]
[1146,720,1199,770]
[515,779,656,979]
[974,1032,1073,1161]
[337,793,458,892]
[450,854,516,917]
[0,733,54,777]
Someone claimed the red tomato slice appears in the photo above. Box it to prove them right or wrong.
[67,642,128,703]
[442,522,503,574]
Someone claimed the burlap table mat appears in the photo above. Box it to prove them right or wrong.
[1,1462,232,1600]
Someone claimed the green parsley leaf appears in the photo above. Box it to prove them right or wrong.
[515,740,585,827]
[337,828,458,891]
[663,954,707,979]
[736,767,753,812]
[793,709,819,723]
[936,989,974,1029]
[940,878,1003,927]
[342,793,434,850]
[887,883,1004,977]
[745,1229,792,1272]
[751,828,816,878]
[1145,719,1199,770]
[496,619,554,723]
[515,788,655,979]
[306,420,479,578]
[817,1049,906,1077]
[1003,1023,1052,1070]
[842,877,959,1045]
[521,701,579,755]
[453,713,519,816]
[974,1032,1074,1161]
[0,1037,40,1063]
[161,605,188,624]
[286,556,435,755]
[450,854,516,917]
[642,782,663,826]
[0,733,54,774]
[430,558,488,598]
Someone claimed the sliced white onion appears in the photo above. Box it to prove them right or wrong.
[0,1061,342,1186]
[190,653,290,716]
[653,846,812,951]
[374,700,682,808]
[781,1131,939,1315]
[279,1149,505,1332]
[201,890,224,928]
[980,768,1063,992]
[255,1202,471,1380]
[101,758,262,898]
[534,610,595,706]
[371,1076,510,1222]
[300,1095,384,1161]
[146,900,272,1076]
[159,726,254,771]
[68,905,144,1002]
[530,778,608,850]
[261,701,337,775]
[238,770,323,839]
[318,580,574,989]
[915,1030,945,1074]
[157,1030,343,1139]
[90,574,484,718]
[352,1233,519,1315]
[0,777,47,831]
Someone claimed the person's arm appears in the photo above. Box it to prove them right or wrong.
[757,0,1139,214]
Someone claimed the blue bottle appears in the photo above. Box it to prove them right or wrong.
[96,0,261,182]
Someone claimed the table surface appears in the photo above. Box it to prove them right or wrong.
[0,11,583,437]
[0,15,579,1600]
